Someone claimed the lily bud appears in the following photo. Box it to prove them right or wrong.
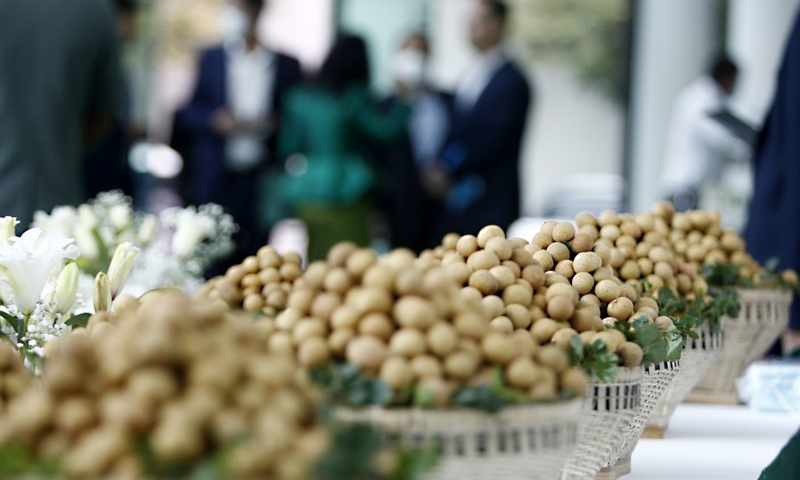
[107,242,139,299]
[77,204,98,230]
[74,224,99,261]
[94,272,111,312]
[53,263,79,314]
[109,204,132,230]
[137,214,158,246]
[171,216,206,259]
[0,216,18,244]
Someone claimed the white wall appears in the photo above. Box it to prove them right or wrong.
[627,0,720,213]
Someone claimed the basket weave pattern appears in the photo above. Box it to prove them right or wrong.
[335,399,583,480]
[693,288,792,397]
[647,325,722,430]
[604,360,680,472]
[560,367,643,480]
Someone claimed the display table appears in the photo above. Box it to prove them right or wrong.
[626,404,800,480]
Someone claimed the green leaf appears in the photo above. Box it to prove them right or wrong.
[0,310,21,336]
[65,313,91,328]
[568,333,584,366]
[584,339,618,382]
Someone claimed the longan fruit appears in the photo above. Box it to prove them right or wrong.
[477,225,505,248]
[546,242,571,263]
[469,270,499,295]
[481,333,515,365]
[506,357,539,389]
[380,356,414,389]
[389,328,427,357]
[489,316,515,333]
[547,296,574,322]
[467,249,501,271]
[552,222,576,243]
[485,237,513,261]
[346,336,388,371]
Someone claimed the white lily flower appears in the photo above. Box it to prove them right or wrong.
[94,272,111,312]
[109,203,132,230]
[171,212,211,259]
[77,204,98,230]
[74,224,99,261]
[0,216,18,243]
[107,242,139,299]
[0,229,80,316]
[53,262,79,314]
[137,214,158,246]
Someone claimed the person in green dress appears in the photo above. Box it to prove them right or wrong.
[270,34,412,261]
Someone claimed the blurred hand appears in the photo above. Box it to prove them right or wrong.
[210,108,238,136]
[783,328,800,355]
[421,162,452,200]
[394,80,419,101]
[240,115,277,136]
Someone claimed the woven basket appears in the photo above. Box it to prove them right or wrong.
[645,324,723,436]
[690,288,793,404]
[597,360,680,479]
[335,398,583,480]
[560,367,643,480]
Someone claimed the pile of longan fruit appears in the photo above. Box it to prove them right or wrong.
[261,241,589,406]
[0,343,31,415]
[423,224,646,370]
[197,245,304,316]
[0,293,329,480]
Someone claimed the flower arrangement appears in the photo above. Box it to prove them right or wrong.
[0,219,85,364]
[32,191,238,298]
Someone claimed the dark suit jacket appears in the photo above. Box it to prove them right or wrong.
[176,46,301,206]
[744,11,800,329]
[378,90,453,252]
[435,59,532,239]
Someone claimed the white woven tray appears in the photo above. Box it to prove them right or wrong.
[693,288,792,401]
[335,399,583,480]
[646,324,723,434]
[561,367,644,480]
[599,360,680,479]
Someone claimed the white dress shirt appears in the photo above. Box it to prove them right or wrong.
[225,40,275,172]
[454,46,506,113]
[409,91,450,165]
[661,76,749,196]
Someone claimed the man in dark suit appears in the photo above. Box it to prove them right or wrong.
[379,33,452,252]
[177,0,301,262]
[424,0,531,241]
[744,10,800,355]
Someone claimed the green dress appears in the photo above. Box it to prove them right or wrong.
[270,84,410,261]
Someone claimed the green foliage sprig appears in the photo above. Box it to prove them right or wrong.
[609,317,683,365]
[569,336,618,382]
[657,286,739,334]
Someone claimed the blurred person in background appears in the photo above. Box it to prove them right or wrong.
[0,0,122,227]
[423,0,532,242]
[661,55,750,212]
[744,11,800,356]
[177,0,302,264]
[85,0,142,199]
[271,33,411,261]
[379,33,452,253]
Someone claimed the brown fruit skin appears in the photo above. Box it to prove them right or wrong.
[618,341,644,367]
[560,367,590,396]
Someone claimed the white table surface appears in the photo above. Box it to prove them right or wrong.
[626,404,800,480]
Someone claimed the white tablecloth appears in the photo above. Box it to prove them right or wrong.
[627,404,800,480]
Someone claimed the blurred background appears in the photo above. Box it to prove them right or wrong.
[4,0,799,261]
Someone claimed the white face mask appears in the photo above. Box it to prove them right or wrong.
[219,5,249,42]
[392,48,427,87]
